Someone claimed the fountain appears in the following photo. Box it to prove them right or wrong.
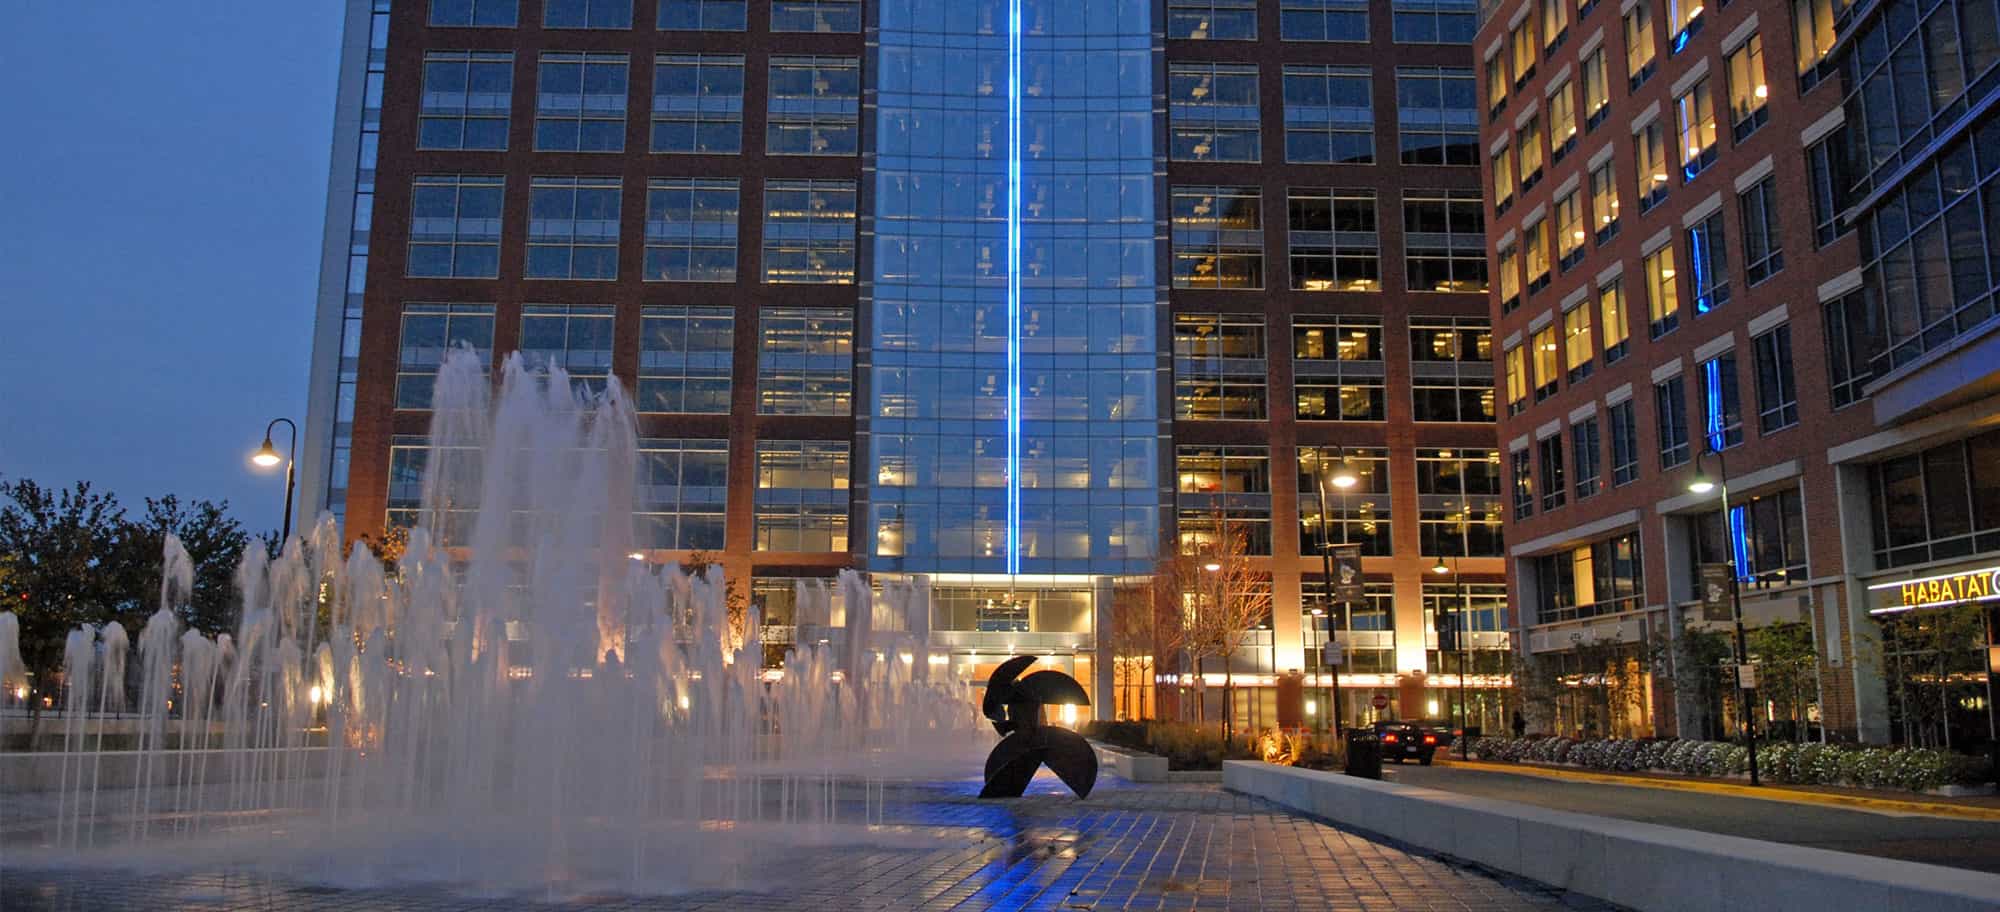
[0,350,991,896]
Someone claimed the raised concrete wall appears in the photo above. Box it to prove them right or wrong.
[1224,761,2000,912]
[1090,741,1169,783]
[1,748,334,793]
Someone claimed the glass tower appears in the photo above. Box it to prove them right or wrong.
[864,0,1163,577]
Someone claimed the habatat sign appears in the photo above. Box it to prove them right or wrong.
[1868,566,2000,613]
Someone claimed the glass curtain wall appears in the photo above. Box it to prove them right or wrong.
[867,0,1162,575]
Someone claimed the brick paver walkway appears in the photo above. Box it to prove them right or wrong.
[0,777,1616,911]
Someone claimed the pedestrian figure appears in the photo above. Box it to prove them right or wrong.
[1511,709,1526,739]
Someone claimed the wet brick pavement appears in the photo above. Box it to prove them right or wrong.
[0,778,1619,911]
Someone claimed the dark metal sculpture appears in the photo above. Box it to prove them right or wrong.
[978,655,1098,799]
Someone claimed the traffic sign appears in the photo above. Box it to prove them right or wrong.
[1370,694,1389,710]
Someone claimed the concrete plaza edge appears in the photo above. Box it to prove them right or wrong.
[1223,759,2000,912]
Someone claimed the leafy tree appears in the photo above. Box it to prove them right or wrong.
[0,479,132,684]
[1747,622,1819,743]
[122,495,250,635]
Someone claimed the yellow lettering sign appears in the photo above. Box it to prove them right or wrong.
[1898,569,2000,608]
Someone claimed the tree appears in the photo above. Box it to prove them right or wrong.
[1178,511,1271,737]
[1113,573,1187,720]
[1747,622,1818,742]
[122,495,250,635]
[0,479,131,685]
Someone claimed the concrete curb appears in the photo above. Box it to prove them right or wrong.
[1089,741,1170,782]
[1224,760,2000,912]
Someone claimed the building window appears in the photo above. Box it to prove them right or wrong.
[1404,190,1487,292]
[1533,531,1643,623]
[1823,289,1883,409]
[1418,448,1504,556]
[1726,33,1770,141]
[645,177,738,282]
[1699,352,1743,451]
[1624,4,1657,90]
[1491,144,1516,213]
[1547,80,1577,162]
[396,303,495,410]
[651,54,745,154]
[1792,0,1838,91]
[535,52,627,152]
[1298,446,1391,555]
[1636,118,1670,211]
[1556,188,1585,272]
[1563,299,1594,382]
[1806,127,1853,247]
[1497,243,1521,313]
[635,438,728,550]
[1504,343,1528,417]
[1422,583,1509,671]
[430,0,517,27]
[1396,66,1477,165]
[387,436,479,538]
[1581,45,1610,130]
[1572,418,1601,500]
[1517,116,1545,189]
[1599,279,1629,363]
[1304,580,1396,671]
[658,0,745,30]
[1655,375,1690,468]
[1541,0,1570,51]
[1870,428,2000,568]
[771,0,860,32]
[1287,188,1378,291]
[1175,313,1269,420]
[1675,78,1717,180]
[1590,158,1621,244]
[1510,17,1537,87]
[1538,435,1567,511]
[1524,217,1551,294]
[1280,0,1369,42]
[519,304,615,396]
[758,307,851,415]
[755,441,850,552]
[1531,324,1560,401]
[527,176,620,280]
[763,179,856,284]
[1694,487,1807,586]
[638,305,732,414]
[1293,315,1386,421]
[1394,0,1476,43]
[1644,244,1680,337]
[1169,0,1257,40]
[1411,316,1495,422]
[545,0,630,28]
[1753,324,1798,433]
[1739,176,1784,286]
[1667,0,1705,50]
[1282,66,1372,164]
[419,51,512,151]
[1608,399,1639,486]
[1687,212,1730,314]
[1171,63,1261,162]
[408,174,503,278]
[1174,185,1266,289]
[1178,446,1274,556]
[767,56,860,156]
[1486,53,1508,116]
[1511,448,1534,519]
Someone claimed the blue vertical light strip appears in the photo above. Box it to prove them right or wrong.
[1005,0,1022,575]
[1728,503,1752,583]
[1703,358,1724,453]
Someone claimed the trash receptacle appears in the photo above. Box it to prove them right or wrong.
[1344,730,1382,780]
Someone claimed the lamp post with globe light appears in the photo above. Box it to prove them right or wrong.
[251,418,298,543]
[1688,444,1759,787]
[1313,447,1358,733]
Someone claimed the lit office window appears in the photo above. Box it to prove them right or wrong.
[755,441,850,552]
[1171,63,1262,162]
[1175,314,1269,420]
[757,307,852,415]
[1177,446,1275,555]
[1563,298,1593,382]
[1644,244,1680,337]
[763,179,856,284]
[1726,33,1770,140]
[1410,316,1495,422]
[1173,185,1266,289]
[1531,324,1559,401]
[767,56,860,156]
[1635,118,1669,211]
[770,0,860,33]
[1556,188,1584,271]
[1403,190,1487,292]
[1675,77,1718,179]
[1416,448,1503,556]
[1590,158,1621,243]
[1288,188,1379,291]
[1686,212,1730,313]
[1598,280,1629,363]
[1624,3,1657,89]
[1293,315,1385,421]
[1168,0,1257,40]
[1547,79,1577,162]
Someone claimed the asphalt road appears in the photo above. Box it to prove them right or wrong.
[1386,763,2000,874]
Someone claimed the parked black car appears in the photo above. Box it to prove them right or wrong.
[1370,720,1438,765]
[1407,719,1459,748]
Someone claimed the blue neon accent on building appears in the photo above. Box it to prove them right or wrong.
[1005,0,1022,576]
[1703,357,1724,453]
[1728,503,1752,582]
[1690,224,1712,313]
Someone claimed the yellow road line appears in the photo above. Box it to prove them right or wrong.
[1439,759,2000,822]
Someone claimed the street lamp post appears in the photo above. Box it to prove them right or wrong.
[1688,445,1760,787]
[1314,448,1357,735]
[252,418,299,543]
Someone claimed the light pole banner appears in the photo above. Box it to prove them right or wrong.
[1332,544,1364,603]
[1699,562,1734,622]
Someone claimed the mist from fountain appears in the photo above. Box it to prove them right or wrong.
[0,349,990,896]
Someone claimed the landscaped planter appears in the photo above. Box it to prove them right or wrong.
[1469,736,1992,796]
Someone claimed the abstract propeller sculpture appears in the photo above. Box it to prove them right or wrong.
[978,655,1099,799]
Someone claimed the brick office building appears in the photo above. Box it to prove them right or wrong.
[1479,0,2000,744]
[305,0,1521,729]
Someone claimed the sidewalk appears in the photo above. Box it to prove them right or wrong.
[1431,755,2000,821]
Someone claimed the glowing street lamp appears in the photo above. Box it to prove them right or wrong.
[251,418,298,542]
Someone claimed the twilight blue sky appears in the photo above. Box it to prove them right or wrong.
[0,3,345,533]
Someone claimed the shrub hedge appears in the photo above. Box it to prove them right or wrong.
[1469,736,1986,792]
